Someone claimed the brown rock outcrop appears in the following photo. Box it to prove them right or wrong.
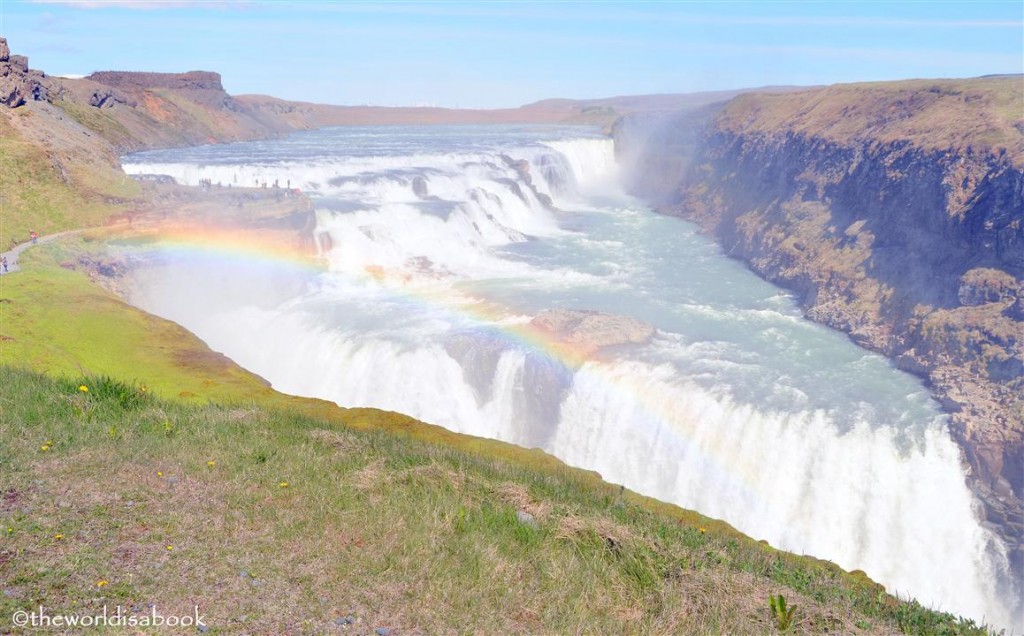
[0,38,46,108]
[531,309,655,355]
[86,70,238,111]
[9,54,27,73]
[0,74,26,108]
[86,70,225,92]
[88,87,136,109]
[958,268,1021,307]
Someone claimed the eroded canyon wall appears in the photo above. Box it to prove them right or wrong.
[615,76,1024,577]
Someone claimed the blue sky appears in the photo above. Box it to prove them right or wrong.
[1,1,1021,108]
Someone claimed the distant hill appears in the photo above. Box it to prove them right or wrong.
[522,86,811,113]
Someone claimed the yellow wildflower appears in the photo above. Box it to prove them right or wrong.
[157,471,163,477]
[207,460,216,467]
[140,385,148,393]
[40,445,50,452]
[96,580,108,588]
[699,527,706,533]
[78,385,89,393]
[165,545,173,551]
[54,534,64,540]
[6,527,12,534]
[278,481,289,488]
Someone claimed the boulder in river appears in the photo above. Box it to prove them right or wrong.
[531,309,655,355]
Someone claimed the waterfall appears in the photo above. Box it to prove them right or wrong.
[120,126,1019,630]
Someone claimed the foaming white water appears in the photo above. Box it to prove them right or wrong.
[541,139,621,195]
[555,362,1007,623]
[120,126,1019,630]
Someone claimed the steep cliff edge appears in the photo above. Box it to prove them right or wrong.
[616,76,1024,580]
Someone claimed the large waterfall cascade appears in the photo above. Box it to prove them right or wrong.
[120,125,1019,629]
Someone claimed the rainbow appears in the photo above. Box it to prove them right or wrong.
[119,223,325,273]
[115,221,763,510]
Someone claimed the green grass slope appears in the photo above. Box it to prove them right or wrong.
[0,112,142,249]
[0,367,993,635]
[0,238,275,403]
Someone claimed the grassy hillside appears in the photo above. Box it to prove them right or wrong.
[0,239,272,401]
[0,366,992,636]
[0,110,142,248]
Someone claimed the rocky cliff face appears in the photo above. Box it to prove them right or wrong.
[86,70,225,92]
[86,70,240,111]
[0,37,47,108]
[615,76,1024,583]
[49,68,296,153]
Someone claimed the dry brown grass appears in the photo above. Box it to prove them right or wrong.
[495,482,552,520]
[308,428,368,454]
